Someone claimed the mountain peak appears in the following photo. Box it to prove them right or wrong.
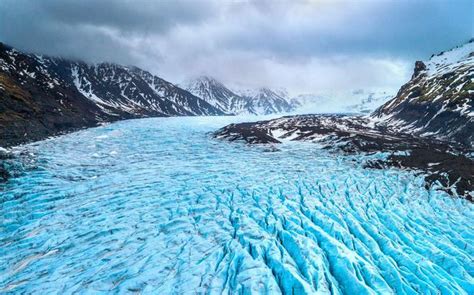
[184,75,228,90]
[184,78,295,115]
[373,40,474,146]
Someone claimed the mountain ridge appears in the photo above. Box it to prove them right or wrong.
[183,76,296,115]
[0,42,224,147]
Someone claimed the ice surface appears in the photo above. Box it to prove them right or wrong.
[0,116,473,294]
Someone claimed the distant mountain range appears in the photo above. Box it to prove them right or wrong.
[183,76,295,115]
[183,76,395,115]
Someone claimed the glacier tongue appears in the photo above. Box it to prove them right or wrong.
[0,117,472,294]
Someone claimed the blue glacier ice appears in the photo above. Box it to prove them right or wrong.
[0,116,473,294]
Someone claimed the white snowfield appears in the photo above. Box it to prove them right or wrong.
[291,90,394,115]
[426,41,474,76]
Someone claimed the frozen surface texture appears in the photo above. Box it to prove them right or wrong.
[0,117,473,294]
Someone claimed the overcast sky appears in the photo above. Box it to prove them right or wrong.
[0,0,472,95]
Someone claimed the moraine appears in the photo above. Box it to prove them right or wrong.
[0,116,472,294]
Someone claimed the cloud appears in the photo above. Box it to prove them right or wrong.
[0,0,216,64]
[0,0,472,95]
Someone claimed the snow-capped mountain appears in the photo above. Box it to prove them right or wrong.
[184,76,295,115]
[182,76,248,114]
[373,39,474,146]
[240,87,294,115]
[0,43,223,147]
[62,62,221,118]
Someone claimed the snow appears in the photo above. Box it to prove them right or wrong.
[72,66,102,104]
[71,65,155,115]
[370,40,474,143]
[0,116,472,294]
[426,41,474,76]
[271,128,300,142]
[184,77,295,115]
[183,76,232,112]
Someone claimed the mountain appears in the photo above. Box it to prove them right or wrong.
[0,43,223,147]
[373,39,474,146]
[238,87,294,115]
[184,76,296,115]
[183,76,248,114]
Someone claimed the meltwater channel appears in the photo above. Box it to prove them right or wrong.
[0,116,473,294]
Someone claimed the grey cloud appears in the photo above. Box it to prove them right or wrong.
[0,0,472,94]
[220,0,473,60]
[0,0,216,63]
[39,0,215,35]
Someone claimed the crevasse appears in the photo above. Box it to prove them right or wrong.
[0,116,472,294]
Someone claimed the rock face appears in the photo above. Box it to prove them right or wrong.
[0,43,223,147]
[184,76,296,115]
[373,40,474,146]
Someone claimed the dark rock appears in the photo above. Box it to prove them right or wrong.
[412,61,427,78]
[0,149,13,182]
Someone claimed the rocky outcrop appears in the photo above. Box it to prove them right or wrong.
[372,40,474,146]
[412,61,427,78]
[0,43,224,147]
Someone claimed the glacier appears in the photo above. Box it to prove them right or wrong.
[0,116,472,294]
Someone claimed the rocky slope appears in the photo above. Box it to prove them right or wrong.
[373,40,474,146]
[0,43,223,147]
[184,76,296,115]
